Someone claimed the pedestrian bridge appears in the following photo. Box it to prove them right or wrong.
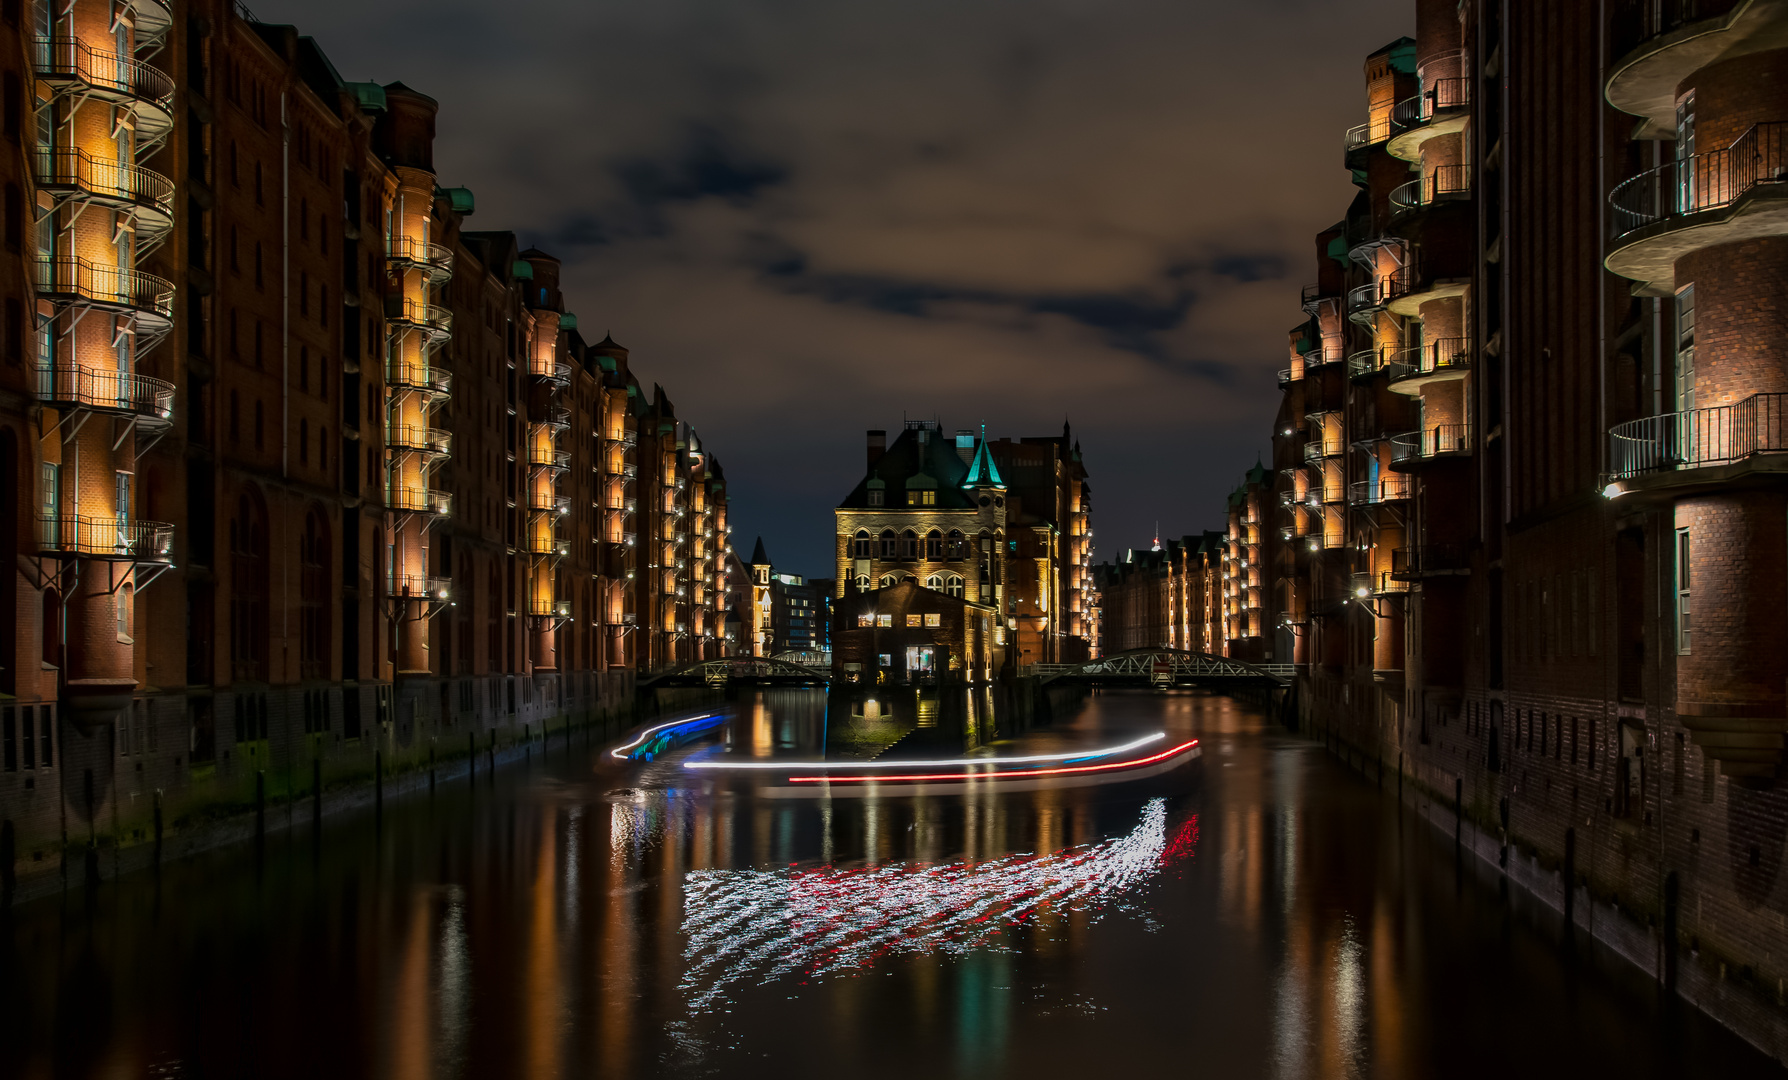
[638,655,833,689]
[1031,649,1294,688]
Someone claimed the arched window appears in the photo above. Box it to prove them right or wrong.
[298,505,330,679]
[852,529,871,558]
[878,573,898,588]
[926,530,943,560]
[854,573,870,591]
[899,529,918,559]
[230,487,269,681]
[947,529,966,560]
[924,574,943,591]
[878,528,897,559]
[946,574,965,599]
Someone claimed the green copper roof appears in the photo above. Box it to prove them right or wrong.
[962,438,1004,489]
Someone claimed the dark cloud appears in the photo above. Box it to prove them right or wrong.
[260,0,1410,575]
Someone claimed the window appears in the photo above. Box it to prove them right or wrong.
[906,614,921,627]
[908,489,935,506]
[947,529,966,559]
[854,574,869,590]
[116,583,132,640]
[876,614,892,627]
[852,529,871,558]
[899,529,918,559]
[924,614,942,628]
[1675,526,1691,653]
[925,574,942,590]
[1675,90,1695,211]
[926,530,943,560]
[867,488,884,507]
[946,575,965,599]
[1675,283,1695,412]
[879,529,897,559]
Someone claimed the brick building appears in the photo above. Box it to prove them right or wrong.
[831,419,1095,675]
[0,1,734,871]
[1099,0,1788,1053]
[831,579,1000,686]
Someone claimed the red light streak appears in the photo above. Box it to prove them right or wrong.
[786,739,1199,784]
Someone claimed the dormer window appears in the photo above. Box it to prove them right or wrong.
[868,489,884,506]
[908,490,936,506]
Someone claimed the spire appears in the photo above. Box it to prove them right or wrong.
[1151,523,1161,553]
[961,434,1005,489]
[749,536,770,566]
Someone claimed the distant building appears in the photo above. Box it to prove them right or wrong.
[831,420,1095,672]
[831,580,1000,685]
[734,538,833,663]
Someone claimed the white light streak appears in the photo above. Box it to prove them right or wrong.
[682,732,1167,771]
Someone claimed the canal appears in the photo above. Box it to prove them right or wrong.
[2,687,1782,1078]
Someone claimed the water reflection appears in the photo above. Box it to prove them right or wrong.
[1,688,1781,1079]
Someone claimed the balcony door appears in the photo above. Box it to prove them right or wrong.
[40,462,58,548]
[1675,91,1696,212]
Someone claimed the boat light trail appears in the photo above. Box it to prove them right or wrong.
[681,732,1167,771]
[608,713,725,761]
[785,739,1199,784]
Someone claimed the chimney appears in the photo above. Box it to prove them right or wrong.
[955,430,976,465]
[867,429,886,468]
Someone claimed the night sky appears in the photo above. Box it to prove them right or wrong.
[258,0,1408,577]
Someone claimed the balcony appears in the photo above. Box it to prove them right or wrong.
[126,0,174,50]
[1389,424,1472,467]
[1384,259,1469,317]
[386,574,451,601]
[1344,116,1392,152]
[1387,77,1472,162]
[38,514,173,562]
[1302,436,1343,463]
[527,491,571,515]
[33,37,174,143]
[387,425,451,457]
[1387,337,1472,393]
[527,597,573,619]
[1390,545,1471,580]
[386,297,453,342]
[608,428,639,447]
[386,486,452,515]
[528,358,572,386]
[1349,474,1413,505]
[35,362,174,422]
[1389,164,1472,216]
[522,533,571,558]
[34,256,174,327]
[386,360,451,399]
[1606,122,1788,289]
[1347,347,1393,380]
[1607,0,1749,135]
[526,446,571,471]
[1346,279,1386,321]
[1300,281,1341,317]
[1606,392,1788,488]
[34,147,174,234]
[538,406,570,430]
[1351,570,1411,599]
[1277,366,1297,389]
[385,236,454,283]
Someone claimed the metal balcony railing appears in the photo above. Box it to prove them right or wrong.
[1389,164,1472,214]
[1390,423,1472,463]
[1390,77,1471,131]
[1611,0,1741,60]
[34,256,175,320]
[386,574,451,600]
[620,462,638,479]
[1390,545,1471,579]
[1346,279,1385,317]
[35,362,174,420]
[38,514,173,561]
[1607,392,1788,480]
[385,236,454,280]
[609,428,639,447]
[386,297,452,338]
[386,360,450,397]
[1344,116,1392,150]
[34,146,175,218]
[1389,337,1472,382]
[527,597,572,618]
[1349,475,1413,504]
[1277,366,1297,389]
[387,425,451,456]
[527,492,571,515]
[33,37,174,110]
[526,446,571,470]
[529,358,572,385]
[539,406,570,429]
[1347,347,1393,379]
[1610,122,1788,238]
[386,486,451,515]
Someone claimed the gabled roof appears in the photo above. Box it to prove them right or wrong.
[750,536,770,566]
[836,426,982,511]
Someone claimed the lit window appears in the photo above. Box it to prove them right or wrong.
[876,614,893,627]
[1676,527,1691,654]
[858,614,874,627]
[924,614,942,628]
[906,614,921,627]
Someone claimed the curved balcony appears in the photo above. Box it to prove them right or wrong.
[1346,279,1387,322]
[386,360,451,400]
[1605,392,1788,491]
[387,486,451,516]
[385,236,454,283]
[32,37,174,143]
[1344,116,1393,152]
[1302,344,1342,371]
[1387,337,1472,394]
[1302,436,1344,463]
[1389,545,1471,581]
[126,0,175,50]
[34,256,174,329]
[1349,475,1413,505]
[527,597,573,621]
[1384,260,1469,317]
[1389,424,1472,469]
[1348,347,1394,380]
[35,362,174,422]
[386,574,451,601]
[523,533,571,559]
[529,358,572,387]
[1300,282,1342,318]
[1387,77,1472,162]
[1607,0,1751,135]
[527,491,571,515]
[608,428,639,447]
[1389,164,1472,216]
[1351,570,1411,599]
[537,406,571,430]
[1277,366,1297,389]
[34,147,174,235]
[1606,122,1788,289]
[386,297,453,343]
[526,446,571,471]
[38,514,173,562]
[386,425,451,457]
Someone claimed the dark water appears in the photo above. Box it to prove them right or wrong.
[3,688,1782,1079]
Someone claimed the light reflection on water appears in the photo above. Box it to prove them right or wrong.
[2,688,1782,1080]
